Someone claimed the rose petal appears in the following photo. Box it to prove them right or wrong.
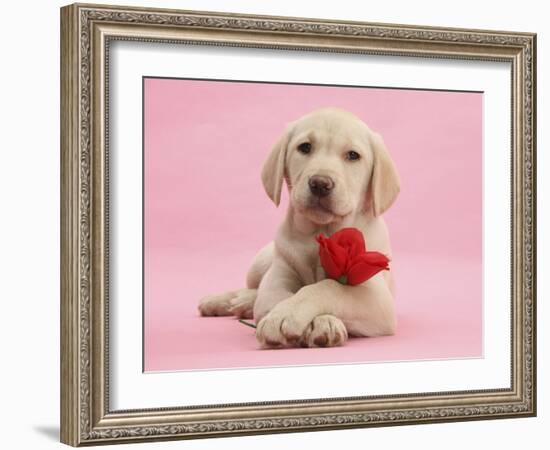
[330,228,366,257]
[346,251,390,285]
[316,234,348,279]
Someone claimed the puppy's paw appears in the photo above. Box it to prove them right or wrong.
[198,291,236,316]
[256,301,310,348]
[302,315,348,348]
[228,289,257,319]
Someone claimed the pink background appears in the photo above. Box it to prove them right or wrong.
[143,78,483,372]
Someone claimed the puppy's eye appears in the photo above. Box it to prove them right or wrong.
[346,150,361,161]
[297,142,312,154]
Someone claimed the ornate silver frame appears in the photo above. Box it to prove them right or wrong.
[60,2,536,446]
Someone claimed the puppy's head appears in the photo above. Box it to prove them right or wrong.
[261,107,400,225]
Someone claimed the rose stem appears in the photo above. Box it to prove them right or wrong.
[238,319,257,329]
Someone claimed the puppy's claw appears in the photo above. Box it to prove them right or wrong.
[256,306,310,348]
[303,315,348,348]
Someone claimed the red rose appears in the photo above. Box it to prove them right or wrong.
[315,228,390,286]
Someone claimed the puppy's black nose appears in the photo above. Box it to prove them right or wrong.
[309,175,334,197]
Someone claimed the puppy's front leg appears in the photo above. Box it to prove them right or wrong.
[253,257,302,326]
[336,275,396,337]
[256,281,340,348]
[256,275,395,348]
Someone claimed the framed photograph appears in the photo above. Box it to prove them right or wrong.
[60,3,537,446]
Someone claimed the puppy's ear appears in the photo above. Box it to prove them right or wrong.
[261,125,292,206]
[367,131,400,216]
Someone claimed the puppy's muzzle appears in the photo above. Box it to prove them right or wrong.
[308,175,334,198]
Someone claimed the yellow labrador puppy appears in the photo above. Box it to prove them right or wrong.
[198,107,400,348]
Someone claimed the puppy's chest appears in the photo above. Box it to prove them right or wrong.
[284,242,326,286]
